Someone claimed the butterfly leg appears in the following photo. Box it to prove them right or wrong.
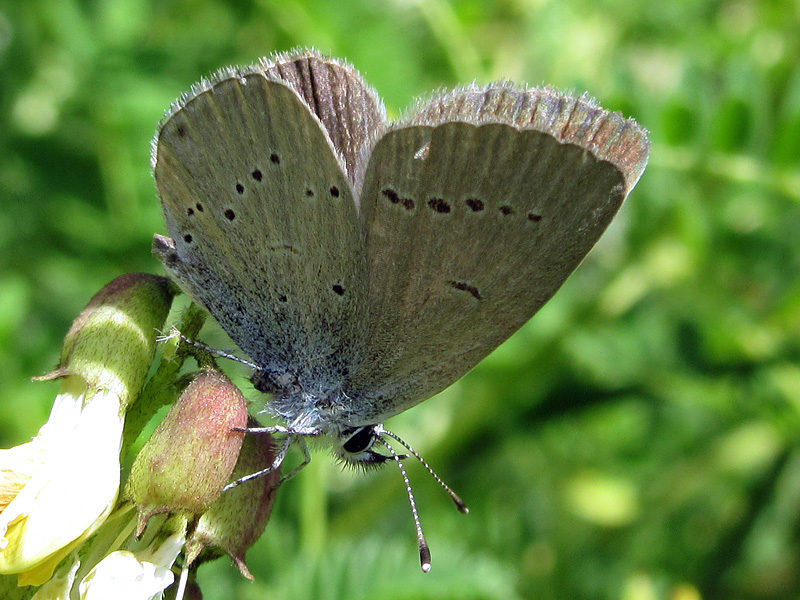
[275,437,312,487]
[223,431,295,490]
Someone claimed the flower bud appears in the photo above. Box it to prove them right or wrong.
[40,273,176,411]
[127,370,248,535]
[184,419,280,579]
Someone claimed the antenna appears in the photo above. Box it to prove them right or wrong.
[379,427,469,514]
[169,331,260,370]
[375,436,432,572]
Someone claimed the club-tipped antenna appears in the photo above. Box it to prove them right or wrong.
[375,436,432,573]
[380,428,469,514]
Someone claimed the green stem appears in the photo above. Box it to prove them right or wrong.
[121,303,207,455]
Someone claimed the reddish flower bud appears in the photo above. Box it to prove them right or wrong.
[184,419,280,579]
[127,370,248,535]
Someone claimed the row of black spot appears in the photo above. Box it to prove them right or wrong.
[231,154,341,202]
[180,170,343,247]
[184,199,236,228]
[182,201,205,243]
[233,151,343,202]
[271,281,344,306]
[266,282,345,308]
[382,187,543,222]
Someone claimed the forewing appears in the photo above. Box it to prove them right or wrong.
[346,84,650,421]
[153,68,368,392]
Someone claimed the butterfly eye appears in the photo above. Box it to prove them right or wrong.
[343,426,375,454]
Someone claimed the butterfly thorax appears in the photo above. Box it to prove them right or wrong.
[251,369,394,467]
[253,369,354,432]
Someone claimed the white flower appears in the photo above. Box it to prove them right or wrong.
[30,554,79,600]
[78,533,184,600]
[0,376,125,585]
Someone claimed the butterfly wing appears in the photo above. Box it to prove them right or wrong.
[345,84,650,421]
[257,50,386,183]
[153,52,382,392]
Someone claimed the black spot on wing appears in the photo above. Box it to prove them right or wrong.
[382,188,415,210]
[448,280,482,300]
[466,198,484,211]
[428,197,450,213]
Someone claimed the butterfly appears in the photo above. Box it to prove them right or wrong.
[152,48,649,570]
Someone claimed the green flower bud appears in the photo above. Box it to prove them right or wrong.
[39,273,176,412]
[127,370,248,535]
[184,418,280,579]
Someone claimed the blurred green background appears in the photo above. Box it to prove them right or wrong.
[2,0,800,598]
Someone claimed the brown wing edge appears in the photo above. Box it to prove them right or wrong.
[150,48,386,187]
[392,82,650,196]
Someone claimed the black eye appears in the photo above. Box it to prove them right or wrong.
[343,427,374,454]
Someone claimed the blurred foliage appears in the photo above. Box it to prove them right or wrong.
[2,0,800,598]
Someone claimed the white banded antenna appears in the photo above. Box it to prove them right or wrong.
[374,426,469,572]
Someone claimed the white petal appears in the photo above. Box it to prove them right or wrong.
[31,554,80,600]
[0,385,124,574]
[79,550,175,600]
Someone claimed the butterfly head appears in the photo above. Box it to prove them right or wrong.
[333,425,396,469]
